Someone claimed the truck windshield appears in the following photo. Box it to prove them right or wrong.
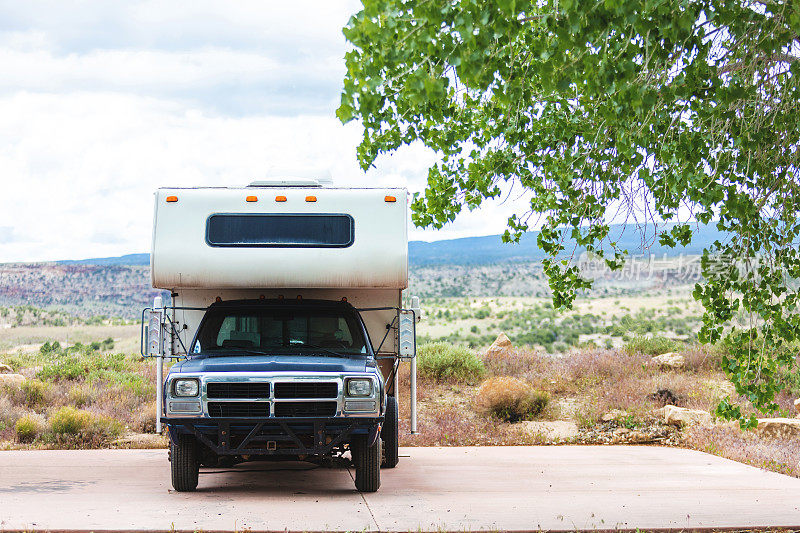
[192,307,369,356]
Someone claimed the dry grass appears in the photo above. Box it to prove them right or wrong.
[685,424,800,477]
[474,376,548,422]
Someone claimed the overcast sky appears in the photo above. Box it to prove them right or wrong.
[0,0,534,263]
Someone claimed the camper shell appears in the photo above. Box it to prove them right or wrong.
[143,181,419,493]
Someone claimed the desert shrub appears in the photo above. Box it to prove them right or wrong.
[15,413,45,442]
[417,342,485,382]
[68,383,98,408]
[48,406,123,445]
[482,348,545,377]
[0,395,27,427]
[474,376,548,422]
[37,351,135,381]
[623,335,682,356]
[683,345,723,372]
[21,380,51,409]
[132,402,157,433]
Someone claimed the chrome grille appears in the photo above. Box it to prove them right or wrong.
[274,382,338,399]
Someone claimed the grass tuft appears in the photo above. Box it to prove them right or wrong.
[15,413,45,443]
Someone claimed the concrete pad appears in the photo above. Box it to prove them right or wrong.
[0,446,798,531]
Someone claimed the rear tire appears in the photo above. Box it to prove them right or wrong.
[352,434,381,492]
[170,434,199,492]
[381,395,399,468]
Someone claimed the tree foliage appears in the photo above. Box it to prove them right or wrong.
[339,0,800,423]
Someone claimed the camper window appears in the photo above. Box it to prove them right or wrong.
[206,213,354,248]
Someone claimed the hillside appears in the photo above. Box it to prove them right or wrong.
[1,224,715,318]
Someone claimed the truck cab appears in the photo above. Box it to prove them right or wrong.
[143,181,418,493]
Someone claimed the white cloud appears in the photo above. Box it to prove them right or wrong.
[0,1,526,262]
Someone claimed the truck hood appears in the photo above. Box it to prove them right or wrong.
[170,354,370,374]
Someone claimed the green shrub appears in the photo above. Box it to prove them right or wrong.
[475,376,549,422]
[417,342,485,382]
[48,406,123,445]
[15,414,45,442]
[623,335,682,356]
[21,380,50,408]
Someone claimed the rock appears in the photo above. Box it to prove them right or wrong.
[660,405,713,428]
[794,398,800,416]
[517,420,579,441]
[0,373,25,387]
[0,363,13,374]
[601,409,629,422]
[613,427,630,436]
[755,418,800,439]
[485,332,513,357]
[651,352,685,370]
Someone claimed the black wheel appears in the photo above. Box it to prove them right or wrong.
[381,395,399,468]
[352,434,381,492]
[170,434,199,492]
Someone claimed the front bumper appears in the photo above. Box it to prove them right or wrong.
[164,416,383,456]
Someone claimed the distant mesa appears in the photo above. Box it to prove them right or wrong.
[53,223,723,267]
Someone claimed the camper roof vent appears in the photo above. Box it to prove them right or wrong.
[248,176,333,188]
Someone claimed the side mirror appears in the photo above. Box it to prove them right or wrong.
[146,296,164,357]
[398,309,416,358]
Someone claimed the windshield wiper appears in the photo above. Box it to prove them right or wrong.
[293,342,352,358]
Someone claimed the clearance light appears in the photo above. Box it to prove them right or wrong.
[384,195,396,203]
[341,297,347,302]
[215,297,222,302]
[259,294,265,299]
[297,295,303,301]
[246,196,258,202]
[305,196,317,202]
[275,195,287,202]
[166,196,178,203]
[278,295,284,300]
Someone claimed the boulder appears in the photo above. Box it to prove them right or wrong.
[0,373,25,387]
[517,420,579,441]
[0,363,13,374]
[755,418,800,439]
[659,405,713,427]
[794,398,800,417]
[485,332,513,357]
[651,352,685,370]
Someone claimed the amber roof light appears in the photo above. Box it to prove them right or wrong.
[275,195,287,202]
[384,195,397,203]
[166,195,178,203]
[246,195,258,202]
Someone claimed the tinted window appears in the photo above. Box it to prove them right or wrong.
[193,307,368,356]
[206,214,354,248]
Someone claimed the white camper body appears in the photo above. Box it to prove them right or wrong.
[150,184,409,358]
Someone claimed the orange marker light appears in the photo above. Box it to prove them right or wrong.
[275,195,287,202]
[166,196,178,203]
[305,195,317,202]
[341,297,348,302]
[246,195,258,202]
[215,296,222,302]
[384,195,397,203]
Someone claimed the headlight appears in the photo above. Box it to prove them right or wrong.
[173,378,199,397]
[346,378,373,397]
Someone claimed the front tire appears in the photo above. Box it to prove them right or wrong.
[170,434,199,492]
[352,434,381,492]
[381,395,399,468]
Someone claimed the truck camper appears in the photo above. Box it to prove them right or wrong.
[142,180,419,493]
